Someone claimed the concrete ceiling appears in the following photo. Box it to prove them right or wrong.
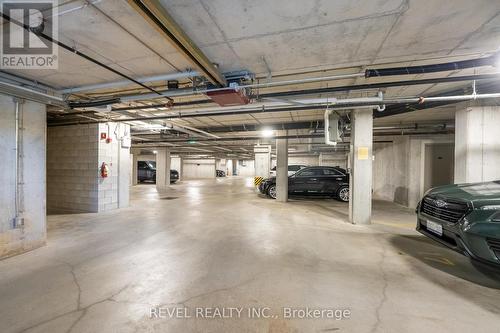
[163,0,500,75]
[5,0,499,87]
[5,0,500,153]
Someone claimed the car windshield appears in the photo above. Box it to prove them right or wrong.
[147,161,156,170]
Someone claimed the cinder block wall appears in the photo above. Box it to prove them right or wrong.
[97,123,130,211]
[0,95,46,258]
[47,124,99,213]
[47,123,130,213]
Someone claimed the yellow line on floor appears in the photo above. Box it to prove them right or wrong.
[374,221,416,230]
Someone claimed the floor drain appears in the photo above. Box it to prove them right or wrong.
[159,197,179,200]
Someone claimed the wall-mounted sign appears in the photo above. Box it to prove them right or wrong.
[357,147,369,160]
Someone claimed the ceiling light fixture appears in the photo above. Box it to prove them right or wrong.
[143,123,170,130]
[260,128,274,137]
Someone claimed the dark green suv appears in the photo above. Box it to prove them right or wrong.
[416,181,500,266]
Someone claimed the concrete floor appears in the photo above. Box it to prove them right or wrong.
[2,177,500,333]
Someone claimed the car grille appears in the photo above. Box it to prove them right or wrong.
[487,238,500,259]
[421,195,469,223]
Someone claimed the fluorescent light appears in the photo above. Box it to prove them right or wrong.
[143,123,169,130]
[261,128,274,137]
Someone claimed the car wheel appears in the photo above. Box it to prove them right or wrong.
[337,186,349,202]
[267,185,277,199]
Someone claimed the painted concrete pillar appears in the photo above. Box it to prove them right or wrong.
[117,125,131,209]
[131,153,138,186]
[156,148,171,192]
[0,95,46,258]
[179,156,183,181]
[276,135,288,202]
[349,109,373,225]
[455,104,500,184]
[253,145,271,179]
[232,159,237,176]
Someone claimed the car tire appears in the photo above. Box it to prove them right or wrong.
[336,186,349,202]
[267,184,277,199]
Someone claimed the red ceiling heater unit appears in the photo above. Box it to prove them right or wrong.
[206,84,250,107]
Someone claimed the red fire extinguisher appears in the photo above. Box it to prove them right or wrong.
[100,162,109,178]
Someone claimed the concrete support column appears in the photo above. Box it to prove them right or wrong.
[349,109,373,225]
[455,104,500,183]
[179,156,183,181]
[131,153,138,186]
[117,128,131,209]
[156,148,171,192]
[232,159,237,176]
[276,135,288,202]
[253,145,271,179]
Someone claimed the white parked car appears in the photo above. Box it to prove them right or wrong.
[269,165,308,177]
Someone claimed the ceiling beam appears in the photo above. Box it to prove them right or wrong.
[127,0,226,87]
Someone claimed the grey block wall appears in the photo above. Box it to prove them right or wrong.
[47,124,99,213]
[0,95,46,259]
[47,122,130,213]
[97,123,130,211]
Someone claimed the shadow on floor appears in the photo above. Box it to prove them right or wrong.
[47,209,90,216]
[390,234,500,289]
[389,234,500,315]
[287,196,350,220]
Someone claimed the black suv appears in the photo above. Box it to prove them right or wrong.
[259,166,349,201]
[137,161,179,184]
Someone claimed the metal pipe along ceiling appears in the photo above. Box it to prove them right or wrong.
[84,73,499,105]
[61,71,199,94]
[130,122,453,135]
[0,12,173,101]
[364,55,497,78]
[49,90,500,127]
[0,80,64,105]
[258,74,500,99]
[64,74,499,109]
[133,128,454,145]
[62,54,498,105]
